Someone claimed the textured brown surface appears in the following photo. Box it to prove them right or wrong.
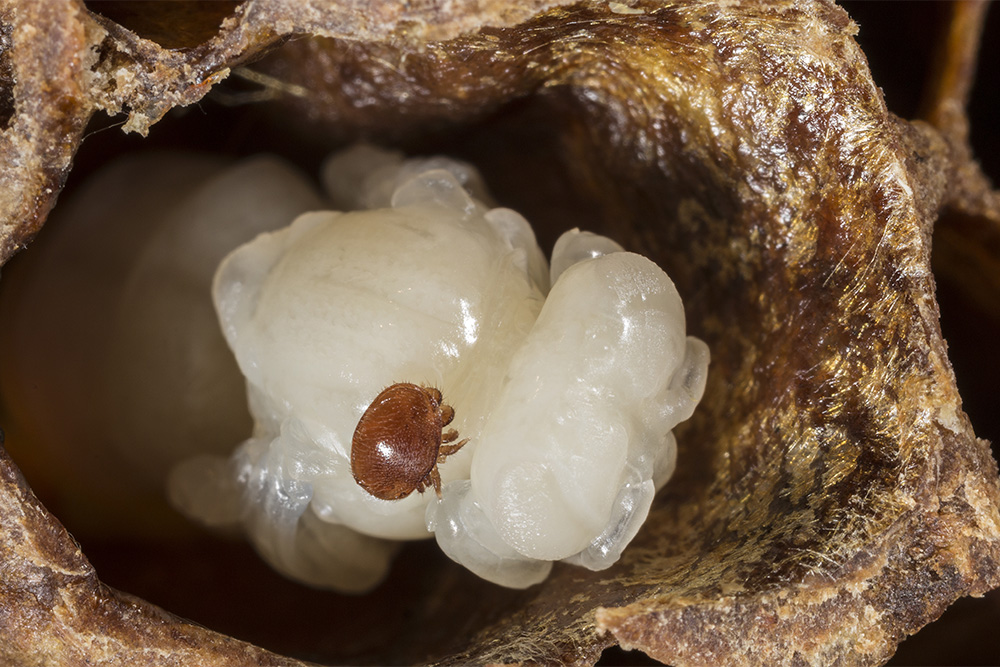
[0,0,94,264]
[1,1,999,665]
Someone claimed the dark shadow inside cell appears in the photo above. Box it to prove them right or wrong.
[842,1,998,187]
[838,1,946,122]
[598,644,667,666]
[84,1,244,50]
[0,17,14,131]
[966,5,1000,186]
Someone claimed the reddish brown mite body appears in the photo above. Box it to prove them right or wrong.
[351,382,469,500]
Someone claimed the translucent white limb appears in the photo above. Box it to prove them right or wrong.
[169,437,399,592]
[549,227,626,284]
[322,143,494,211]
[560,467,654,570]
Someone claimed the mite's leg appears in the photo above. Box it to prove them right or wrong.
[438,438,469,462]
[430,466,443,498]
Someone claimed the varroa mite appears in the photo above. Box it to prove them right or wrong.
[351,382,469,500]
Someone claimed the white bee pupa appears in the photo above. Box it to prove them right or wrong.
[164,146,709,591]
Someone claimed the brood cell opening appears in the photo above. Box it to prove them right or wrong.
[3,3,996,663]
[0,74,720,661]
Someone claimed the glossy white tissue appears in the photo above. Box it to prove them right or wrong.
[169,146,709,591]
